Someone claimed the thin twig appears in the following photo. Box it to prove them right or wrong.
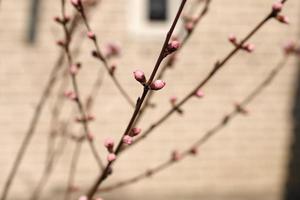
[60,0,104,170]
[74,6,135,107]
[98,55,290,193]
[119,0,287,154]
[85,1,188,199]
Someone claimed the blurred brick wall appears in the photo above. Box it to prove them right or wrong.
[0,0,299,200]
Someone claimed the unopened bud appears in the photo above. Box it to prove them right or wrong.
[150,80,166,91]
[272,1,283,12]
[133,70,146,84]
[107,153,116,162]
[123,135,133,145]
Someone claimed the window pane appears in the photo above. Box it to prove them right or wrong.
[148,0,168,21]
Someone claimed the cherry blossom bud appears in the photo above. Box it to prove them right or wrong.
[104,138,114,152]
[185,22,194,33]
[78,196,87,200]
[71,0,81,7]
[243,43,255,53]
[95,198,104,200]
[131,127,141,136]
[283,40,296,54]
[133,70,146,84]
[64,91,77,100]
[272,1,283,12]
[228,34,237,44]
[87,31,96,40]
[171,150,181,161]
[69,64,78,75]
[86,114,95,121]
[123,135,133,145]
[166,40,180,55]
[109,64,116,75]
[56,40,65,47]
[170,96,177,105]
[195,89,204,98]
[107,153,116,162]
[87,132,94,141]
[189,147,198,155]
[53,16,62,24]
[276,15,289,24]
[104,42,121,58]
[150,80,166,91]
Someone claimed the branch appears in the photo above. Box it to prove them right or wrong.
[98,54,290,193]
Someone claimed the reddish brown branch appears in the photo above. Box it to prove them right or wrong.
[85,1,188,199]
[98,55,290,193]
[119,0,288,155]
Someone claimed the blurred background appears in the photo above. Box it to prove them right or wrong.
[0,0,299,199]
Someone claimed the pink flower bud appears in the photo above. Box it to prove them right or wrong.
[133,70,146,84]
[272,1,283,12]
[87,132,94,141]
[283,40,296,54]
[95,198,104,200]
[166,40,180,54]
[150,80,166,91]
[185,22,194,33]
[71,0,81,7]
[243,43,255,53]
[78,196,87,200]
[69,64,78,75]
[189,147,198,155]
[195,89,204,98]
[276,15,290,24]
[171,150,181,161]
[170,96,177,105]
[64,91,77,100]
[53,16,62,24]
[131,127,141,136]
[228,34,237,44]
[107,153,116,162]
[56,40,65,47]
[123,135,133,145]
[109,64,117,75]
[104,138,114,152]
[104,42,121,58]
[87,31,96,40]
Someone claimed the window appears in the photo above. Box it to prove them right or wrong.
[128,0,181,38]
[148,0,168,21]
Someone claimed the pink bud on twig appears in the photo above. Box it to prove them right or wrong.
[123,135,133,145]
[166,40,180,55]
[104,42,121,58]
[87,31,96,40]
[171,150,181,161]
[78,196,87,200]
[71,0,82,7]
[109,64,117,76]
[189,147,198,155]
[64,91,77,101]
[150,80,166,91]
[228,34,237,44]
[69,64,79,75]
[185,21,194,33]
[107,153,116,162]
[283,40,296,54]
[272,1,283,12]
[104,138,114,153]
[87,132,94,141]
[133,70,146,84]
[131,127,142,136]
[243,43,255,53]
[276,15,289,24]
[195,89,204,98]
[170,96,177,105]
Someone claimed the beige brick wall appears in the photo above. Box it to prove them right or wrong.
[0,0,299,199]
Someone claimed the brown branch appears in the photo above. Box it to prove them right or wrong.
[60,0,104,170]
[98,55,290,193]
[119,0,287,155]
[85,1,188,199]
[74,5,135,107]
[135,0,212,127]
